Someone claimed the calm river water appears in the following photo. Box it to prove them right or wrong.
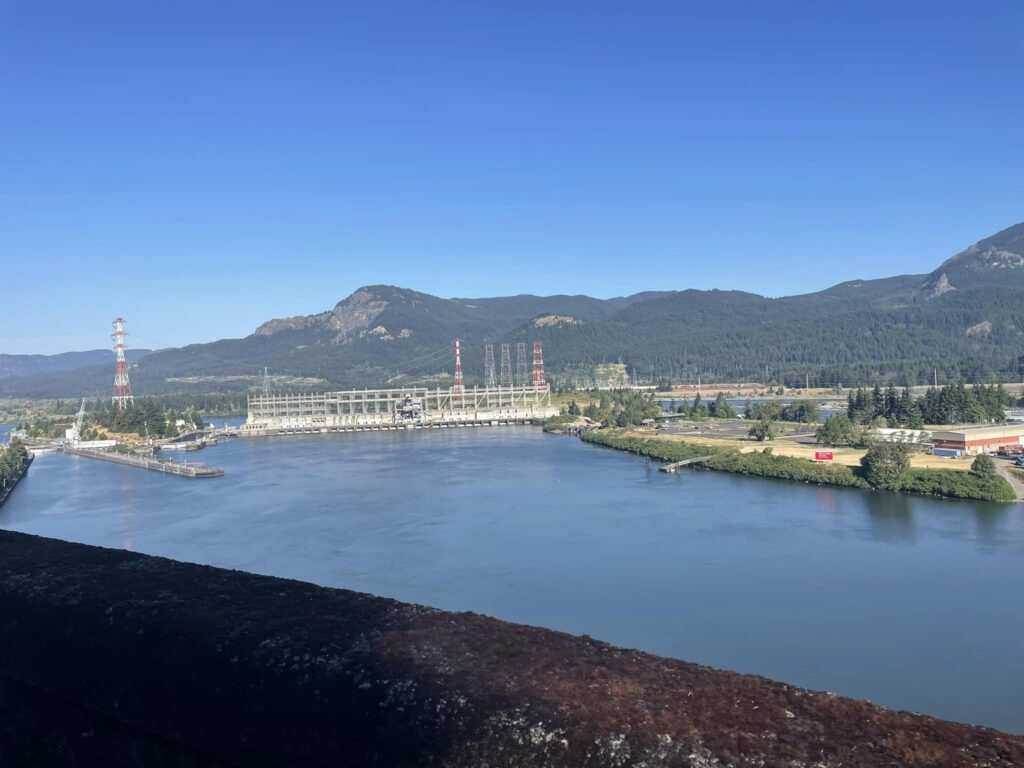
[3,427,1022,733]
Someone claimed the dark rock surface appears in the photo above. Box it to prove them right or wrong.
[0,530,1021,767]
[0,674,222,767]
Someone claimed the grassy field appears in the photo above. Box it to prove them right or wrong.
[626,426,973,472]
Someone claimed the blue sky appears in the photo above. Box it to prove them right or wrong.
[2,1,1022,354]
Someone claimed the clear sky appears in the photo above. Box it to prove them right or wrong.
[2,1,1022,354]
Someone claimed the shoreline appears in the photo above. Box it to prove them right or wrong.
[0,452,32,509]
[579,429,1017,503]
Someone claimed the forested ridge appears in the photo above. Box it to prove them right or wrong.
[3,222,1024,397]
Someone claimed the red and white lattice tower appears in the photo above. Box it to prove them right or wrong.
[111,317,134,411]
[452,337,465,407]
[532,340,546,387]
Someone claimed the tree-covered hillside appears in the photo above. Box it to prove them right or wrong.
[3,222,1024,397]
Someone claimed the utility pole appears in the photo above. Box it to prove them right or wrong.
[499,344,512,387]
[452,338,465,407]
[516,342,528,387]
[484,345,496,388]
[532,341,546,386]
[111,317,134,411]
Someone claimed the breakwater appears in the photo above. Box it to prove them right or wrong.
[0,529,1021,767]
[63,445,224,478]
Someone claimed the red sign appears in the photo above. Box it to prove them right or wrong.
[814,451,834,461]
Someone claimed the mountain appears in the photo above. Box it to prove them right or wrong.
[0,349,151,381]
[3,223,1023,398]
[924,222,1024,295]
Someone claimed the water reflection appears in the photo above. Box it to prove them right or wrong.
[865,492,916,542]
[814,486,839,516]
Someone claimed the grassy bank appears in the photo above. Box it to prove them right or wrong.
[580,429,1016,502]
[703,449,868,488]
[895,469,1016,502]
[579,430,724,463]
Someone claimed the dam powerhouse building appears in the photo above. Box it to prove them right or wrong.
[241,339,559,435]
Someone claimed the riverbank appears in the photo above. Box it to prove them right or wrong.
[0,451,32,509]
[581,430,1017,502]
[7,428,1024,731]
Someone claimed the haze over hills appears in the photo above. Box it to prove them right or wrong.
[0,349,151,382]
[3,222,1024,399]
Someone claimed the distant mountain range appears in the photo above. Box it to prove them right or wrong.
[0,349,151,383]
[3,222,1023,398]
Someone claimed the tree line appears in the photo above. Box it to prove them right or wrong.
[0,439,29,491]
[815,383,1013,448]
[566,390,663,428]
[846,383,1010,428]
[90,399,205,440]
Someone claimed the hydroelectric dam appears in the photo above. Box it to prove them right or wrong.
[239,338,559,436]
[240,383,558,436]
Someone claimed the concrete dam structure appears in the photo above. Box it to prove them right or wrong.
[241,384,559,435]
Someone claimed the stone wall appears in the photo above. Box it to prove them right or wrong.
[0,530,1021,767]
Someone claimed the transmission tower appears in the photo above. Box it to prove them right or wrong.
[261,367,271,398]
[532,341,546,386]
[111,317,134,411]
[452,338,465,406]
[499,344,512,386]
[484,344,497,388]
[516,342,528,386]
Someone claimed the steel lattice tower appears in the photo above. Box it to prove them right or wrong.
[516,342,528,386]
[484,344,496,388]
[532,341,546,386]
[452,338,465,406]
[499,344,512,387]
[111,317,134,411]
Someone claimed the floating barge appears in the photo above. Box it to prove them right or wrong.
[63,446,224,478]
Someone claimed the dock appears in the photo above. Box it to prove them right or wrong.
[660,456,714,473]
[63,446,224,478]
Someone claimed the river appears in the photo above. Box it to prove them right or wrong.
[2,427,1022,733]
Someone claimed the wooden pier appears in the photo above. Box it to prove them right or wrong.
[63,446,224,478]
[660,456,714,473]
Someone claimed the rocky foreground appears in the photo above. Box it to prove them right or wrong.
[0,530,1021,767]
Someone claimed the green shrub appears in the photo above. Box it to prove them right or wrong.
[895,469,1015,502]
[580,430,721,463]
[703,450,868,488]
[542,414,578,432]
[971,453,996,475]
[860,442,912,490]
